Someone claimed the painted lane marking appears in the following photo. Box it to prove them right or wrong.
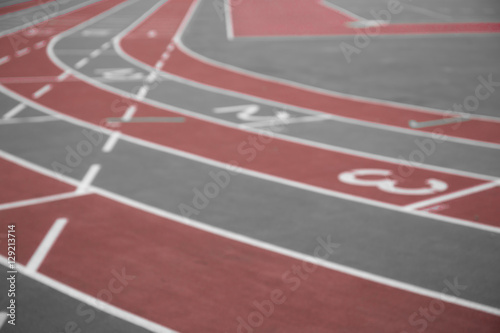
[0,192,83,211]
[145,71,158,83]
[0,55,11,65]
[404,181,500,211]
[122,104,137,121]
[26,218,68,272]
[3,103,25,119]
[0,312,7,328]
[90,49,102,58]
[102,131,121,152]
[2,150,499,317]
[214,104,291,122]
[32,84,52,99]
[76,164,101,194]
[75,57,89,69]
[15,47,30,57]
[34,40,47,49]
[155,60,164,69]
[147,29,157,38]
[135,85,149,101]
[409,117,470,129]
[339,169,448,196]
[57,69,71,82]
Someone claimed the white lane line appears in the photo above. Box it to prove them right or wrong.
[224,0,234,40]
[90,49,102,58]
[135,85,149,101]
[160,52,170,60]
[76,164,101,194]
[404,181,500,211]
[26,218,68,272]
[57,69,71,82]
[147,29,157,38]
[101,41,111,49]
[15,47,30,57]
[155,60,164,69]
[102,131,121,152]
[0,312,7,328]
[32,84,52,99]
[166,43,175,52]
[34,40,47,49]
[0,192,83,211]
[3,150,500,318]
[318,0,366,21]
[0,55,10,65]
[0,257,177,333]
[145,71,158,83]
[122,104,137,121]
[3,103,25,119]
[75,57,89,69]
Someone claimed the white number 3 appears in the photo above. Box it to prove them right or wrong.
[338,169,448,196]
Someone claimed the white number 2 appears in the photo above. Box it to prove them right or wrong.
[338,169,448,196]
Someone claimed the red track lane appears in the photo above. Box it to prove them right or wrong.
[229,0,500,36]
[0,0,55,16]
[1,192,498,332]
[420,186,500,227]
[0,0,491,210]
[119,0,500,146]
[0,158,74,204]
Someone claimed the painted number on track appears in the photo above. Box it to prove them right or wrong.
[338,169,448,195]
[214,104,290,122]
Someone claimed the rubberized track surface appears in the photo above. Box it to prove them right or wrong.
[0,0,499,332]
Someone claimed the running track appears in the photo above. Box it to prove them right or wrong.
[0,0,499,332]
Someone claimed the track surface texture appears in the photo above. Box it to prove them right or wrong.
[0,0,499,332]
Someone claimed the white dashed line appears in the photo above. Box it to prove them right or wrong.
[155,60,164,69]
[122,104,137,121]
[161,52,170,60]
[76,164,101,194]
[147,29,157,38]
[136,85,149,101]
[166,43,175,52]
[90,49,102,58]
[26,218,69,272]
[57,70,71,82]
[33,84,52,99]
[0,312,7,328]
[75,58,89,69]
[34,40,47,49]
[145,71,158,83]
[102,131,121,152]
[15,47,30,57]
[0,55,11,65]
[101,42,111,49]
[3,103,25,119]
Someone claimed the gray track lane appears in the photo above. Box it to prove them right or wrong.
[1,112,499,308]
[0,0,102,36]
[257,119,500,177]
[0,265,154,332]
[51,0,500,178]
[183,0,500,118]
[324,0,500,23]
